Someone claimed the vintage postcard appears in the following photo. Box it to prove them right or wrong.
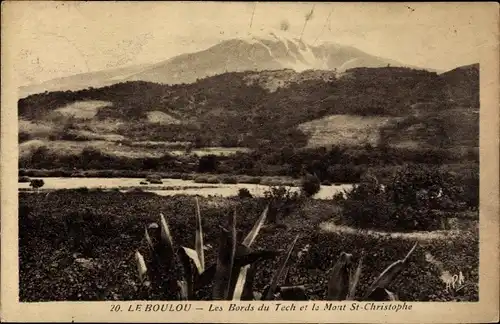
[1,1,498,323]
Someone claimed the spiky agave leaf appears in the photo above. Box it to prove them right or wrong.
[347,254,364,300]
[263,234,300,300]
[180,246,204,275]
[233,205,269,300]
[159,213,175,263]
[242,204,269,247]
[144,225,155,252]
[199,247,279,293]
[234,248,281,268]
[135,251,148,284]
[241,263,259,300]
[177,280,189,300]
[195,263,217,290]
[194,197,205,273]
[177,247,194,299]
[229,247,281,300]
[212,211,237,300]
[234,262,262,301]
[327,252,352,300]
[363,242,418,300]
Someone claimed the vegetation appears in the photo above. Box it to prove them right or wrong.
[238,188,253,199]
[17,65,479,302]
[263,186,303,224]
[19,176,31,183]
[301,174,321,197]
[337,165,476,231]
[136,199,284,300]
[19,143,478,185]
[134,198,419,301]
[29,179,45,189]
[19,66,478,150]
[19,191,478,302]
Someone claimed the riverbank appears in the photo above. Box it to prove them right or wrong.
[18,177,353,200]
[19,169,315,186]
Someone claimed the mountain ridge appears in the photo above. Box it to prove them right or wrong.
[19,32,428,98]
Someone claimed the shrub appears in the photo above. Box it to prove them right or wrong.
[146,174,162,183]
[148,179,163,184]
[194,175,209,183]
[168,172,183,179]
[240,176,261,184]
[205,175,220,184]
[29,179,44,189]
[342,181,395,230]
[194,175,219,184]
[197,154,218,173]
[332,191,346,204]
[301,174,321,198]
[75,187,89,193]
[180,173,194,181]
[264,186,302,223]
[220,175,238,184]
[128,187,145,193]
[341,165,467,231]
[238,188,253,199]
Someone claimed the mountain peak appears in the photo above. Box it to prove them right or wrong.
[20,32,415,96]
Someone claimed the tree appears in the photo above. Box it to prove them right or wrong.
[29,179,45,190]
[237,188,253,199]
[301,173,321,197]
[197,154,218,173]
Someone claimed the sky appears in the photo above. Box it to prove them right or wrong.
[3,1,497,86]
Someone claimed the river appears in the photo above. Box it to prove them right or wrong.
[18,177,353,199]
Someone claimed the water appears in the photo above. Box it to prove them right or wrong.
[18,177,353,199]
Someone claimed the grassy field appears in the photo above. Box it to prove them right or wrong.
[298,114,398,148]
[19,190,478,302]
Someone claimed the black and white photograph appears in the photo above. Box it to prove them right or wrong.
[2,2,499,321]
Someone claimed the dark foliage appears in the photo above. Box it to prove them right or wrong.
[29,179,45,189]
[301,174,321,197]
[197,155,219,173]
[19,176,31,183]
[19,191,478,302]
[237,188,253,199]
[263,186,302,223]
[340,165,477,231]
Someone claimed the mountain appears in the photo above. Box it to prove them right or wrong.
[19,30,419,98]
[124,31,412,84]
[19,64,479,154]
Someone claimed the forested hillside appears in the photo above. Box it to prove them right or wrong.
[19,65,479,151]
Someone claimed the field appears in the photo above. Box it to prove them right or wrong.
[19,190,479,302]
[298,114,398,148]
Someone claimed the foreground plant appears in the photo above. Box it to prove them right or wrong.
[276,242,418,301]
[135,197,418,301]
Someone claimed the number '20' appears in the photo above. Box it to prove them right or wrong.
[110,305,121,312]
